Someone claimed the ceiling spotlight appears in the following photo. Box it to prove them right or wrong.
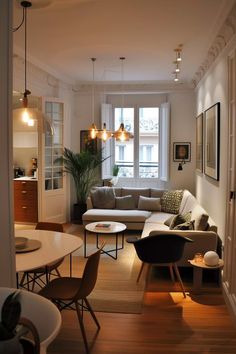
[174,74,179,82]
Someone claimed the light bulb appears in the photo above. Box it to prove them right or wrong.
[175,67,180,73]
[177,52,182,62]
[174,77,179,82]
[27,118,35,127]
[90,128,97,139]
[119,131,126,142]
[102,130,108,142]
[22,109,30,123]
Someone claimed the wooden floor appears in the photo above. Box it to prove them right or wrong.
[48,275,236,354]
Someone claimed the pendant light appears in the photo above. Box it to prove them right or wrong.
[13,1,54,134]
[89,58,98,139]
[113,57,133,141]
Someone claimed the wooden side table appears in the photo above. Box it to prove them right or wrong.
[189,259,224,294]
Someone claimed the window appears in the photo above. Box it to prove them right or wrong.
[114,106,158,178]
[101,102,170,182]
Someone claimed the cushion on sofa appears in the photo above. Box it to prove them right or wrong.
[115,195,136,210]
[145,212,174,224]
[191,205,209,230]
[161,190,184,214]
[173,220,195,230]
[150,189,167,198]
[82,209,151,223]
[91,187,115,209]
[138,196,161,211]
[169,211,192,229]
[121,188,150,208]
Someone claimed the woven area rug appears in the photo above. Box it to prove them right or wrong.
[62,224,146,314]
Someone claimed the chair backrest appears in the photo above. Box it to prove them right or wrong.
[76,244,104,300]
[35,222,64,233]
[132,234,193,264]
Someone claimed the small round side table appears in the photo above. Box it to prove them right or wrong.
[189,259,224,294]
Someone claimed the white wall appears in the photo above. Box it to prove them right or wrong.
[195,49,229,241]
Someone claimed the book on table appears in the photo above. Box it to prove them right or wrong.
[95,223,111,229]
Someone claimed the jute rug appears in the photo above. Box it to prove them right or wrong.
[61,224,146,314]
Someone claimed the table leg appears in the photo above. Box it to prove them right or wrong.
[192,267,203,294]
[69,254,72,277]
[115,233,118,259]
[84,229,87,258]
[96,233,99,249]
[121,231,125,249]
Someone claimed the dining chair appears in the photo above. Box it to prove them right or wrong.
[20,222,65,291]
[39,244,104,354]
[127,233,193,298]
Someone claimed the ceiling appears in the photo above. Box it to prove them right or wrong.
[13,0,234,84]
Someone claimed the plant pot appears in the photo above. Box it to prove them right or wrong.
[73,203,87,224]
[109,176,119,186]
[0,336,23,354]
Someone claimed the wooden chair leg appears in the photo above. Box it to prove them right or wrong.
[75,301,89,354]
[55,268,61,277]
[84,298,100,329]
[173,263,186,298]
[169,264,175,282]
[137,262,145,282]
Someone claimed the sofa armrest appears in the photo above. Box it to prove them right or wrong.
[86,196,93,210]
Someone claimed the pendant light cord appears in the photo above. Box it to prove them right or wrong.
[120,57,125,123]
[91,58,96,125]
[24,6,27,94]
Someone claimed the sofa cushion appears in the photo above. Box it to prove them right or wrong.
[169,211,192,229]
[90,187,116,209]
[138,196,161,211]
[173,220,195,230]
[145,212,174,224]
[161,190,184,214]
[115,195,136,210]
[121,188,150,208]
[150,189,166,198]
[83,209,151,223]
[191,205,209,230]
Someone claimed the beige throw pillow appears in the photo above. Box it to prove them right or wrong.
[161,190,184,214]
[191,205,209,230]
[115,195,136,210]
[91,187,115,209]
[138,196,161,211]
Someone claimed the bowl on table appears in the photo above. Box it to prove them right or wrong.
[15,237,28,250]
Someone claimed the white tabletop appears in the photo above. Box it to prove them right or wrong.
[85,221,126,234]
[15,229,83,272]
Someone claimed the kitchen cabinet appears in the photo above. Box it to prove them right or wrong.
[14,179,38,223]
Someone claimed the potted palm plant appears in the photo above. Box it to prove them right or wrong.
[61,147,108,223]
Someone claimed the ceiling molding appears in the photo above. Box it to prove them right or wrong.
[193,2,236,86]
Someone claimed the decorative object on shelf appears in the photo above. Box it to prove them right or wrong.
[88,57,133,142]
[196,113,203,173]
[203,251,220,266]
[204,102,220,181]
[173,142,191,170]
[173,44,183,82]
[59,147,109,223]
[13,1,53,135]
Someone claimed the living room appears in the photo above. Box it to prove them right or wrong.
[1,0,236,353]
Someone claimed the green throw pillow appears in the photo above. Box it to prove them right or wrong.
[173,220,195,230]
[164,211,191,228]
[161,190,184,214]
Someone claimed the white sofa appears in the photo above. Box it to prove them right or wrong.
[82,187,219,266]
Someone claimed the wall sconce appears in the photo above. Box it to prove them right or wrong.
[178,159,186,171]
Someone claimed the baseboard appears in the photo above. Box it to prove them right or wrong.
[222,281,236,327]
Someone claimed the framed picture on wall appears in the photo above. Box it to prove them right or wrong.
[196,113,203,173]
[204,102,220,180]
[173,142,191,162]
[80,130,98,154]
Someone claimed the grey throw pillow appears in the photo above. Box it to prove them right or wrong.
[161,190,184,214]
[91,187,115,209]
[138,196,161,211]
[115,195,135,210]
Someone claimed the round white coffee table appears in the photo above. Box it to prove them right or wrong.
[84,221,127,260]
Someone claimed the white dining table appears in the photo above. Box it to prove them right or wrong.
[15,229,83,273]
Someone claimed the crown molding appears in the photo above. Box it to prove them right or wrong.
[193,1,236,87]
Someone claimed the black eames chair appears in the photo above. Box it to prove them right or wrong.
[39,244,104,354]
[127,233,193,298]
